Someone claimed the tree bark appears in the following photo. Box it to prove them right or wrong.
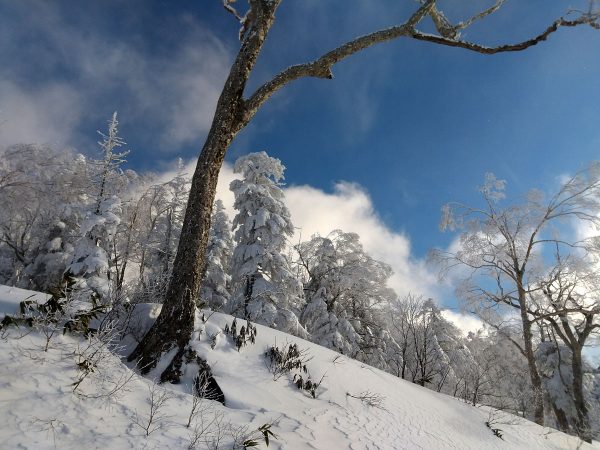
[127,123,237,371]
[571,345,592,442]
[517,282,545,426]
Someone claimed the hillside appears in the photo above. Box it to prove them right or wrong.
[0,285,596,450]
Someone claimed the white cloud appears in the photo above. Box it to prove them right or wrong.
[0,2,230,151]
[283,182,439,297]
[441,310,484,336]
[0,81,83,149]
[158,158,440,299]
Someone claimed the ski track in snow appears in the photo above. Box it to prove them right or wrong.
[0,287,598,450]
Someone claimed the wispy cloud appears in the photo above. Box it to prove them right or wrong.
[0,81,83,148]
[0,1,230,151]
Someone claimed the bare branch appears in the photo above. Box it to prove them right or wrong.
[411,14,600,54]
[453,1,507,35]
[223,0,243,21]
[244,4,598,125]
[242,0,435,122]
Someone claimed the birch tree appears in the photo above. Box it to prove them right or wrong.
[129,0,600,384]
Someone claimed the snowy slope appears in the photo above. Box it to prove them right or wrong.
[0,287,597,450]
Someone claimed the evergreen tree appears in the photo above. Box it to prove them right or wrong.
[67,112,129,303]
[229,151,304,335]
[68,196,122,300]
[297,230,395,363]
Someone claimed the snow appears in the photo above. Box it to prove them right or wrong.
[0,286,597,449]
[0,285,50,317]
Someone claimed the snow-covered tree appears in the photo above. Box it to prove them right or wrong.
[229,151,304,335]
[297,230,395,365]
[143,162,189,301]
[422,300,475,393]
[434,167,600,426]
[387,294,474,392]
[530,262,600,441]
[67,113,129,303]
[130,162,190,303]
[199,199,234,311]
[92,112,129,214]
[465,325,535,414]
[68,196,122,300]
[0,145,88,292]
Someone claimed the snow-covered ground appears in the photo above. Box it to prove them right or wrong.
[0,284,50,316]
[0,286,597,449]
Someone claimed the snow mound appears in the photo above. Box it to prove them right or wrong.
[0,288,597,449]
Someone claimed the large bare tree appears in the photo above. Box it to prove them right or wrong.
[128,0,600,390]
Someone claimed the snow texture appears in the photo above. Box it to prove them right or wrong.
[0,286,597,449]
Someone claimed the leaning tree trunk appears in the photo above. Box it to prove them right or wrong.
[128,120,237,372]
[127,2,276,378]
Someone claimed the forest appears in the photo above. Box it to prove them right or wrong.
[2,0,600,448]
[1,113,599,442]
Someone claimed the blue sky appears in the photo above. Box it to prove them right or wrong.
[1,0,600,310]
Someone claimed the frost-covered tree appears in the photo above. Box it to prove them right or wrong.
[0,145,88,292]
[143,162,190,301]
[130,181,172,297]
[67,113,129,303]
[405,298,464,389]
[131,0,600,380]
[92,112,130,214]
[388,294,476,393]
[465,325,535,414]
[199,199,234,311]
[421,300,475,393]
[297,230,395,365]
[129,163,190,303]
[229,151,304,334]
[530,262,600,441]
[68,197,122,300]
[26,221,75,296]
[433,167,600,426]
